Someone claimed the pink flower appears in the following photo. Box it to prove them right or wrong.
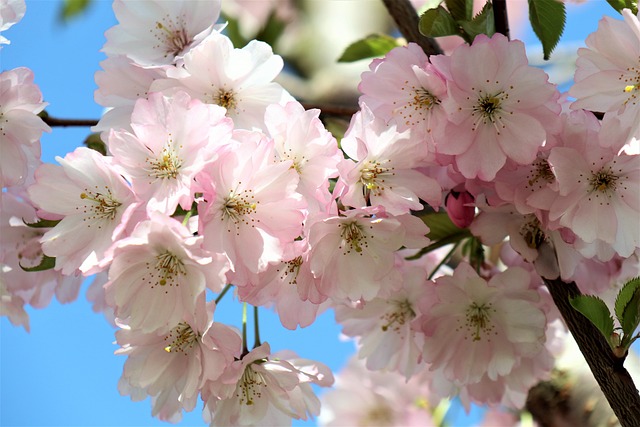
[108,91,233,215]
[102,0,222,67]
[0,0,25,46]
[306,206,430,302]
[569,9,640,147]
[0,67,49,188]
[151,31,293,130]
[337,105,442,214]
[334,265,428,379]
[27,147,140,275]
[197,133,305,286]
[265,101,341,214]
[445,188,475,228]
[203,343,333,426]
[116,299,242,422]
[358,42,448,151]
[432,33,560,181]
[105,213,228,333]
[547,140,640,258]
[420,263,547,385]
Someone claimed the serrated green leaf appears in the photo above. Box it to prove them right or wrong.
[23,218,61,228]
[528,0,566,60]
[20,255,56,272]
[338,34,401,63]
[445,0,473,21]
[615,277,640,321]
[420,212,464,242]
[620,286,640,342]
[458,1,495,40]
[419,6,459,38]
[59,0,91,21]
[570,295,615,344]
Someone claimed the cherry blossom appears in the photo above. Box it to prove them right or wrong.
[420,263,547,386]
[104,213,228,333]
[358,42,448,152]
[431,33,560,181]
[108,91,233,214]
[0,67,49,188]
[27,147,140,275]
[0,0,25,46]
[197,132,305,286]
[151,31,293,130]
[116,299,242,422]
[570,8,640,147]
[102,0,222,67]
[203,343,333,426]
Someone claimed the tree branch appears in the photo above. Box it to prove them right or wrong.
[381,0,443,56]
[543,276,640,427]
[41,115,99,127]
[493,0,510,40]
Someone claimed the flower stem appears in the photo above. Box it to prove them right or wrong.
[214,283,232,305]
[428,241,460,280]
[242,302,248,355]
[253,305,261,349]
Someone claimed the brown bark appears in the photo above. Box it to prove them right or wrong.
[380,0,442,56]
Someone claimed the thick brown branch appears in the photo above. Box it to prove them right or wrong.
[381,0,443,56]
[493,0,510,40]
[42,115,99,127]
[543,277,640,427]
[300,102,358,118]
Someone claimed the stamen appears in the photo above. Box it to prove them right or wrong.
[461,301,496,342]
[147,145,182,180]
[338,221,368,254]
[78,187,122,226]
[380,299,416,332]
[163,322,198,354]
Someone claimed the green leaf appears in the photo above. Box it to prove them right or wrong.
[619,281,640,342]
[528,0,566,60]
[338,34,401,63]
[419,6,459,38]
[458,1,495,41]
[615,277,640,321]
[59,0,91,21]
[23,218,61,228]
[445,0,473,21]
[606,0,638,14]
[406,212,472,260]
[570,295,615,344]
[20,255,56,272]
[254,10,287,47]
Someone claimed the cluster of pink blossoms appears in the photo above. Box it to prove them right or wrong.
[2,0,640,424]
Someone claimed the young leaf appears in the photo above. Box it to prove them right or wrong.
[419,6,459,38]
[458,1,495,41]
[338,34,401,63]
[445,0,473,21]
[570,295,615,345]
[615,277,640,321]
[606,0,638,14]
[59,0,91,21]
[20,255,56,272]
[528,0,566,60]
[620,286,640,343]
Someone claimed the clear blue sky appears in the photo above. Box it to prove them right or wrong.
[0,1,619,426]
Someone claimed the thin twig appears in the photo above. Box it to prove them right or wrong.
[300,102,358,118]
[381,0,443,56]
[41,115,99,127]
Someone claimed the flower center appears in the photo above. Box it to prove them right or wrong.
[381,299,416,332]
[154,16,190,59]
[398,81,441,128]
[338,221,368,254]
[237,365,267,406]
[359,403,394,427]
[79,187,122,225]
[147,145,182,180]
[470,87,513,134]
[280,256,303,285]
[214,88,238,112]
[163,322,198,354]
[520,215,546,249]
[462,301,496,342]
[221,190,258,226]
[360,160,394,197]
[149,250,186,289]
[526,158,555,189]
[589,167,619,194]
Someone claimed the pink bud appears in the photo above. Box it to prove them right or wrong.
[445,190,475,228]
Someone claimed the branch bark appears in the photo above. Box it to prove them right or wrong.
[41,115,98,127]
[381,0,442,56]
[493,0,510,40]
[543,276,640,427]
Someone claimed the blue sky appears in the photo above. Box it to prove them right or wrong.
[0,1,621,426]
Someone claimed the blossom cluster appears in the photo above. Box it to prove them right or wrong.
[2,0,640,425]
